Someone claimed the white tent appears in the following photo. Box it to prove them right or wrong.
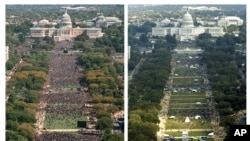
[192,89,197,92]
[185,117,190,123]
[163,134,169,137]
[196,102,201,105]
[195,115,201,119]
[182,131,188,138]
[182,131,188,135]
[208,132,214,136]
[169,116,176,119]
[208,132,214,138]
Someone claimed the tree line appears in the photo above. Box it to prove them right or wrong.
[129,49,171,141]
[76,29,124,140]
[6,50,49,141]
[197,29,246,139]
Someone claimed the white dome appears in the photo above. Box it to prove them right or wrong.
[39,19,49,26]
[161,18,170,23]
[181,11,194,28]
[61,9,72,28]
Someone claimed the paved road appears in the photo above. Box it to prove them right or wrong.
[6,58,23,82]
[128,58,144,81]
[42,129,80,132]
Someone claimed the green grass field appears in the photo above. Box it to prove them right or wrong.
[173,78,203,85]
[170,98,206,103]
[168,108,208,115]
[165,130,214,141]
[171,92,205,95]
[164,53,214,138]
[175,66,189,70]
[165,131,213,137]
[44,114,87,129]
[165,118,212,129]
[169,103,207,108]
[168,90,208,116]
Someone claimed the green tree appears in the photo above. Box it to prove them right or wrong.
[103,133,124,141]
[75,32,89,41]
[131,134,150,141]
[17,123,35,141]
[6,120,19,130]
[18,34,25,43]
[198,33,212,40]
[140,33,148,43]
[96,116,113,130]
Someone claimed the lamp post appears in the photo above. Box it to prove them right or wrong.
[151,40,155,49]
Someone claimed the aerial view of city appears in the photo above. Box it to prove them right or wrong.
[6,5,124,141]
[128,4,246,141]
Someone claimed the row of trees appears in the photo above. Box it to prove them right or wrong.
[6,20,33,47]
[128,47,141,71]
[196,22,246,51]
[78,52,110,70]
[203,50,246,140]
[128,21,156,35]
[128,21,156,47]
[6,12,50,141]
[6,55,20,71]
[76,27,124,140]
[129,49,171,141]
[6,50,49,141]
[128,34,176,74]
[152,35,177,50]
[6,21,34,73]
[94,25,124,53]
[6,35,54,73]
[203,50,246,113]
[198,29,246,138]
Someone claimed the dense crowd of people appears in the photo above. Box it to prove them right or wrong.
[48,55,83,87]
[35,41,101,140]
[41,90,97,123]
[35,132,102,141]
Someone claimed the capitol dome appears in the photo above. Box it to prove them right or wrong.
[60,9,72,28]
[181,10,194,28]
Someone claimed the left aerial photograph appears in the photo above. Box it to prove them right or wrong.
[6,4,124,141]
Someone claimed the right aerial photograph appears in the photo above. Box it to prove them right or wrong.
[128,4,246,141]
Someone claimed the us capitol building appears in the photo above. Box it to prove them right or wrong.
[152,10,225,41]
[30,9,104,41]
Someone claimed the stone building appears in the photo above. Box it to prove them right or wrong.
[30,9,104,41]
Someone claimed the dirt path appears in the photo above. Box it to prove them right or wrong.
[6,58,23,102]
[157,62,175,141]
[129,58,144,81]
